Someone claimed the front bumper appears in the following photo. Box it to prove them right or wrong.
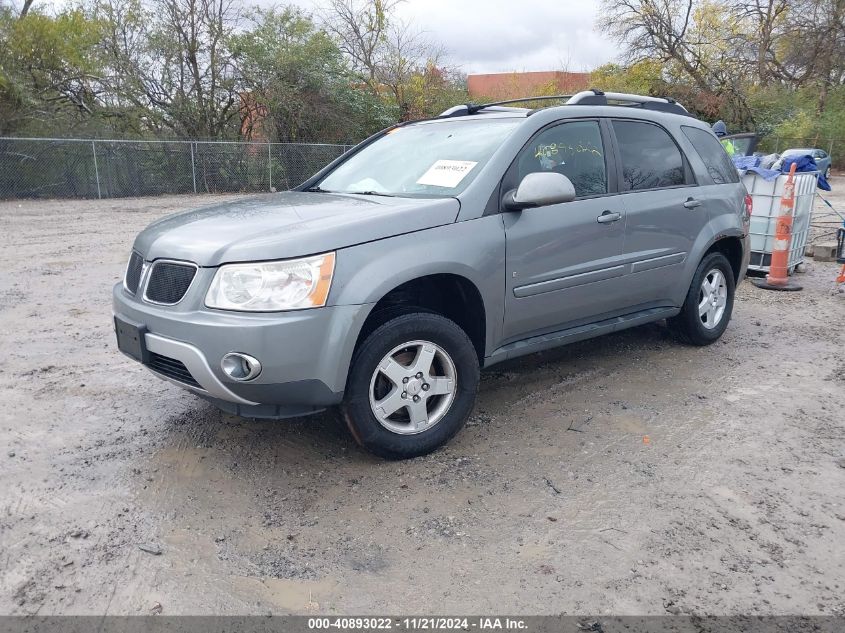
[113,282,372,418]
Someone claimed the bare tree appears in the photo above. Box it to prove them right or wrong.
[93,0,241,137]
[602,0,736,91]
[321,0,401,93]
[380,20,448,118]
[728,0,790,86]
[600,0,758,125]
[601,0,845,117]
[786,0,845,112]
[321,0,451,119]
[19,0,35,17]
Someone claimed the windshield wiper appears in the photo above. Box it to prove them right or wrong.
[305,186,333,193]
[344,190,397,197]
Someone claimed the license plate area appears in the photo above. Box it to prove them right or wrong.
[114,316,149,363]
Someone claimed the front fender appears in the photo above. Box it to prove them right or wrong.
[328,216,507,357]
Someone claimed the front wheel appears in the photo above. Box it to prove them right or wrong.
[825,166,831,181]
[669,252,736,345]
[340,313,480,459]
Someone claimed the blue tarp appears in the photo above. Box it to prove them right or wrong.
[781,155,831,191]
[733,155,779,180]
[733,154,832,190]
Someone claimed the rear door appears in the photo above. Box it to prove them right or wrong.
[501,119,627,342]
[679,123,747,256]
[722,133,759,157]
[609,119,708,308]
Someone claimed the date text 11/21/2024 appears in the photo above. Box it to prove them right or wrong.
[307,618,528,630]
[308,616,527,631]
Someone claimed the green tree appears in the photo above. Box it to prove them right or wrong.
[590,60,664,95]
[0,5,107,134]
[232,7,394,143]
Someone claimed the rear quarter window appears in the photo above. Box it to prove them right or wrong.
[682,126,740,185]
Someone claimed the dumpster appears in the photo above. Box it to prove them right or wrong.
[742,171,819,274]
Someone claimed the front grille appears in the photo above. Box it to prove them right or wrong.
[124,252,144,294]
[145,261,197,304]
[147,352,201,389]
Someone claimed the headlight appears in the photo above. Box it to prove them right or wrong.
[205,252,335,311]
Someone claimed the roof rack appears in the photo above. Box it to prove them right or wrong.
[568,89,689,114]
[439,89,690,118]
[440,95,572,117]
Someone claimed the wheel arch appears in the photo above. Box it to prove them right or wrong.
[329,219,507,372]
[704,235,744,283]
[352,272,488,365]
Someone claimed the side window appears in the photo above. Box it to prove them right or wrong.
[682,126,740,185]
[612,120,687,191]
[508,120,607,198]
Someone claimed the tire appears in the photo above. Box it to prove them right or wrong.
[668,252,736,346]
[340,312,480,459]
[825,166,831,181]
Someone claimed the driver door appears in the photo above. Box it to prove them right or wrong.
[502,119,627,343]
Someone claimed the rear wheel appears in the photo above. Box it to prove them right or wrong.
[669,252,735,345]
[341,313,479,459]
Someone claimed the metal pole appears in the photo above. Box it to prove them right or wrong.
[91,140,101,199]
[268,142,272,191]
[190,142,197,194]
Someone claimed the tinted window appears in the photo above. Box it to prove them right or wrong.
[682,126,740,184]
[612,120,687,190]
[509,120,607,197]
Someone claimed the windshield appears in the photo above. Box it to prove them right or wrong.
[315,118,522,197]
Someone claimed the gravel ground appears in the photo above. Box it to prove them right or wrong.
[0,185,844,616]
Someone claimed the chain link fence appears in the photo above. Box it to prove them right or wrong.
[3,134,838,201]
[0,137,354,200]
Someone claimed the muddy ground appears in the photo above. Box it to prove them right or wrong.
[1,184,844,616]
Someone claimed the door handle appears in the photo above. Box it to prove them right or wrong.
[597,210,622,224]
[683,197,702,209]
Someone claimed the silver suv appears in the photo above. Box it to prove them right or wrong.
[114,90,750,459]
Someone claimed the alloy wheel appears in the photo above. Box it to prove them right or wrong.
[698,268,728,329]
[368,340,457,435]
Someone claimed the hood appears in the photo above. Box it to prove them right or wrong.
[133,192,460,266]
[712,120,728,137]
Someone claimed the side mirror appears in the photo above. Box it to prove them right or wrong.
[503,172,576,211]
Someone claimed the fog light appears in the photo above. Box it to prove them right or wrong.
[221,352,261,381]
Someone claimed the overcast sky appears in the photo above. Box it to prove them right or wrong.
[31,0,620,73]
[286,0,621,74]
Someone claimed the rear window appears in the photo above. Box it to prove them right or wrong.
[612,120,688,191]
[682,126,740,185]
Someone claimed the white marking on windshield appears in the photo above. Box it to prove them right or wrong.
[416,160,478,188]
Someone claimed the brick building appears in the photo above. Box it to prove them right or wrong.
[467,71,591,100]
